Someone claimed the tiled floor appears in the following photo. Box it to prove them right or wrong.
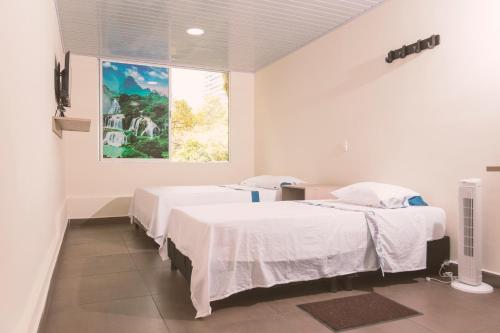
[42,221,500,333]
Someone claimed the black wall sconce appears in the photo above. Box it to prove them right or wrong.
[385,34,440,63]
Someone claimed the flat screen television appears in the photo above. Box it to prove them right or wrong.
[60,51,71,107]
[54,59,61,104]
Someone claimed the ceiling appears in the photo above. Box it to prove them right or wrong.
[56,0,384,72]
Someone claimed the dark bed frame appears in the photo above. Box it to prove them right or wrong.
[167,236,450,293]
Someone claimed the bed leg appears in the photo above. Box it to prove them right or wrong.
[328,277,339,292]
[170,260,177,271]
[342,275,354,291]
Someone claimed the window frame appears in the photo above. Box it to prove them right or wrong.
[98,58,230,163]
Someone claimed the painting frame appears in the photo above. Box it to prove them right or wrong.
[99,58,171,160]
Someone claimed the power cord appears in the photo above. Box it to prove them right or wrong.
[425,260,456,284]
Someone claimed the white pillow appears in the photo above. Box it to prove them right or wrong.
[240,175,305,190]
[332,182,420,208]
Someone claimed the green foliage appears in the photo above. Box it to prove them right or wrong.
[103,145,125,158]
[106,88,169,131]
[197,96,228,126]
[121,147,147,158]
[171,95,229,162]
[209,143,229,161]
[171,100,195,132]
[134,138,165,158]
[102,86,169,159]
[174,139,210,162]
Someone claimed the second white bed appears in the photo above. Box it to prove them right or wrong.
[163,200,446,318]
[128,185,281,244]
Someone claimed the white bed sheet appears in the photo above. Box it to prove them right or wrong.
[302,201,446,273]
[164,200,446,318]
[304,202,446,243]
[128,185,280,244]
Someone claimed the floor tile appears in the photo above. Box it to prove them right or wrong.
[374,279,500,314]
[158,306,290,333]
[130,251,166,270]
[121,228,151,241]
[63,229,124,245]
[139,268,190,297]
[475,324,500,333]
[152,292,198,320]
[162,317,212,333]
[125,236,160,253]
[63,223,134,245]
[50,271,150,312]
[56,253,136,279]
[163,292,276,326]
[440,288,500,316]
[61,238,129,259]
[280,311,336,333]
[365,278,500,333]
[154,283,332,333]
[206,313,331,333]
[44,296,169,333]
[153,292,216,333]
[46,222,500,333]
[409,298,500,333]
[71,221,134,232]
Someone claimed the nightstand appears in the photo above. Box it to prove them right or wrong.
[281,184,341,201]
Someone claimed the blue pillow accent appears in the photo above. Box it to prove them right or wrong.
[408,196,428,206]
[251,191,260,203]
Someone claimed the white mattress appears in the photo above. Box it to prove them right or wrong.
[164,200,446,318]
[321,202,446,242]
[128,185,280,244]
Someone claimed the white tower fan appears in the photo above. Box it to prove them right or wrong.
[451,179,493,293]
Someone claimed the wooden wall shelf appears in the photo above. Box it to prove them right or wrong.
[52,116,91,138]
[486,166,500,172]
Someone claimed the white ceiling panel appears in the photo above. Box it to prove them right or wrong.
[56,0,384,72]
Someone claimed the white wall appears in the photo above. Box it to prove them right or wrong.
[0,0,66,332]
[255,0,500,273]
[64,55,255,218]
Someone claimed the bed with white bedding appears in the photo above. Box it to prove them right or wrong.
[163,200,447,318]
[128,185,281,244]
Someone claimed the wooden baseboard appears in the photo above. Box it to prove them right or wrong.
[448,263,500,288]
[68,216,130,226]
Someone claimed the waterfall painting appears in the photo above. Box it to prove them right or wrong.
[101,60,169,158]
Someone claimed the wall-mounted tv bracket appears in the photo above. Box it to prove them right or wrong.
[56,101,67,117]
[385,34,440,63]
[56,67,67,118]
[54,63,66,117]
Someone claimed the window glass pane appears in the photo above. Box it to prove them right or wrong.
[170,68,229,162]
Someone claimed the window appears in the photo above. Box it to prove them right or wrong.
[100,60,229,161]
[171,68,229,162]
